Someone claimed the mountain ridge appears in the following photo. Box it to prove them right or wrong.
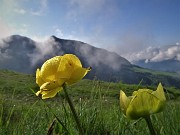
[0,35,180,88]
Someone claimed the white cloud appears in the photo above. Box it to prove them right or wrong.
[17,28,28,35]
[14,8,26,14]
[0,0,48,16]
[31,35,49,42]
[30,0,48,16]
[28,37,61,66]
[67,0,109,21]
[0,35,62,70]
[66,10,78,21]
[177,54,180,60]
[0,0,18,11]
[128,45,180,62]
[0,18,13,38]
[0,0,28,16]
[69,0,106,10]
[55,29,64,37]
[151,46,180,62]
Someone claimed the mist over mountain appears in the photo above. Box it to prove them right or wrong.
[0,35,36,73]
[0,35,64,73]
[0,35,130,79]
[0,35,180,88]
[130,45,180,72]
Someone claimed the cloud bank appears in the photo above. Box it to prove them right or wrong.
[28,37,61,66]
[0,35,61,73]
[0,35,131,74]
[127,45,180,63]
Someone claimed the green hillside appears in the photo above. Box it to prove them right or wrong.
[0,70,180,134]
[0,69,180,102]
[130,66,180,88]
[133,66,180,78]
[1,35,180,89]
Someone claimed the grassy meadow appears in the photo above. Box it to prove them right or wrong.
[0,70,180,135]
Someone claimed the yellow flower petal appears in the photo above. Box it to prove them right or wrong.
[37,80,64,99]
[126,91,160,120]
[36,68,45,86]
[63,54,82,67]
[40,80,64,91]
[151,83,166,112]
[67,67,91,85]
[132,90,138,96]
[36,90,41,96]
[120,90,131,115]
[40,56,62,81]
[57,54,82,79]
[120,83,166,120]
[35,54,91,99]
[153,83,166,101]
[42,87,62,99]
[132,89,153,96]
[57,59,74,79]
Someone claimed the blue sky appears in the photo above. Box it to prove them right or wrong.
[0,0,179,58]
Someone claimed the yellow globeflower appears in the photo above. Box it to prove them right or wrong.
[120,83,166,120]
[36,54,91,99]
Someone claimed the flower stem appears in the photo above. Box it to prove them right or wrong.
[144,116,156,135]
[62,83,84,135]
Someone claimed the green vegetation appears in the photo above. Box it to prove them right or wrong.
[133,66,180,78]
[0,70,180,134]
[131,66,180,88]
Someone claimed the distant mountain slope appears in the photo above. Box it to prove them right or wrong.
[134,59,180,72]
[0,35,180,88]
[0,35,130,78]
[0,35,36,73]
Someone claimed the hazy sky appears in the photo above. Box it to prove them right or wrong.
[0,0,179,57]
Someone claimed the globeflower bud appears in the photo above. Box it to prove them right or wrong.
[120,83,166,120]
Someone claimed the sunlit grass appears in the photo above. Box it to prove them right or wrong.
[0,70,180,134]
[0,91,179,134]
